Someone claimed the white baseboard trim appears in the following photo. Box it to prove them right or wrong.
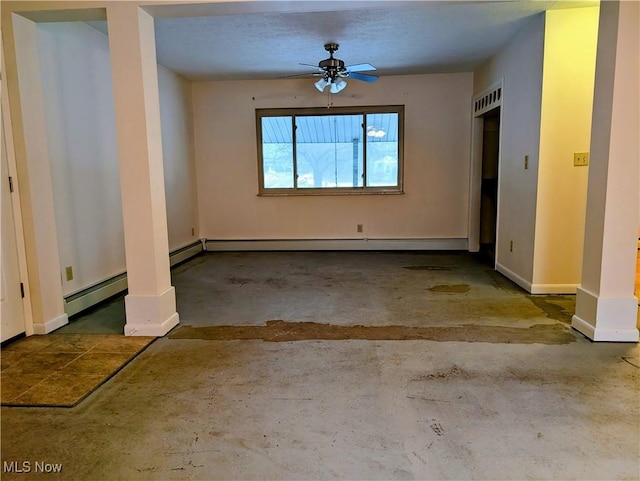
[205,238,469,251]
[33,313,69,335]
[496,262,532,293]
[530,283,580,295]
[64,242,203,317]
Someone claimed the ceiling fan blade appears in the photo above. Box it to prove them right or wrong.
[280,72,323,78]
[348,72,379,83]
[299,63,324,71]
[346,63,376,72]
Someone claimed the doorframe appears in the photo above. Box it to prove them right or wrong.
[1,35,34,336]
[468,79,504,268]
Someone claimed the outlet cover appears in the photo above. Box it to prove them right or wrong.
[574,152,589,166]
[65,266,73,281]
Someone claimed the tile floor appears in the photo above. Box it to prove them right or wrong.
[1,334,154,407]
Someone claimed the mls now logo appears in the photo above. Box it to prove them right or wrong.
[3,460,63,473]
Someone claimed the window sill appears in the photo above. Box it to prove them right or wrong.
[257,189,404,197]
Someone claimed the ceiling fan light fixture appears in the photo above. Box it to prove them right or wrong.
[330,77,347,94]
[314,77,329,92]
[294,43,377,94]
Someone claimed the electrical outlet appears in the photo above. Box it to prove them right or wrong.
[509,240,513,252]
[524,155,529,170]
[357,224,363,233]
[574,152,589,166]
[65,266,73,281]
[191,227,195,236]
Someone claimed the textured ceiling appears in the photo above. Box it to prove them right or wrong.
[90,0,597,81]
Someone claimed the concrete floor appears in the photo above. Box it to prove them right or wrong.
[2,252,639,480]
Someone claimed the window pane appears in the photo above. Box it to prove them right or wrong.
[366,113,399,187]
[262,116,294,188]
[295,115,363,188]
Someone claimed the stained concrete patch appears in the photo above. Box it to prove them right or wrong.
[526,295,575,324]
[264,277,289,288]
[403,266,453,271]
[226,277,253,286]
[412,365,464,380]
[428,284,470,293]
[169,320,576,345]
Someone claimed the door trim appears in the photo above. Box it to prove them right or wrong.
[1,36,34,336]
[468,78,504,267]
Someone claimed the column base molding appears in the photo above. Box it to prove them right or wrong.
[124,286,179,337]
[571,287,639,342]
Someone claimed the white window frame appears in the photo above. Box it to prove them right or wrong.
[256,105,404,196]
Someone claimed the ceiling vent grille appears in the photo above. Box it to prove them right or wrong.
[473,86,502,117]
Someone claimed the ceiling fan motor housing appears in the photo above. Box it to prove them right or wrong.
[319,43,346,80]
[319,58,346,75]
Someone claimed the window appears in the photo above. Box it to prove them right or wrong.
[257,106,404,195]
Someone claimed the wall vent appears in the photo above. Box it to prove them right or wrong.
[473,86,502,117]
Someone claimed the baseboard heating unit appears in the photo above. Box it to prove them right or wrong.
[63,241,203,317]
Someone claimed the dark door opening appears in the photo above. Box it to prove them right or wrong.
[479,107,500,265]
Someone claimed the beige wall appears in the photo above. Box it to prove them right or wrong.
[192,74,473,242]
[533,7,599,292]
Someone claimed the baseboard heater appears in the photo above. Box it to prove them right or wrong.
[63,241,203,317]
[204,237,469,252]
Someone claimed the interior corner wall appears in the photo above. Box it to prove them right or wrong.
[533,7,599,294]
[37,21,198,298]
[192,73,473,242]
[157,63,199,250]
[473,14,546,291]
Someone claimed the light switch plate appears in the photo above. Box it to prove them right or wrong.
[574,152,589,166]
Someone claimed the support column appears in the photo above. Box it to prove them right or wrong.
[107,4,178,336]
[572,0,639,342]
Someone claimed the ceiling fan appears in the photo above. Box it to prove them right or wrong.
[285,43,379,94]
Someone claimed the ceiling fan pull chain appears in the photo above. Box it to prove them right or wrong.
[334,116,339,186]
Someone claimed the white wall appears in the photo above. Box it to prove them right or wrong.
[38,22,123,296]
[474,14,546,288]
[533,7,599,292]
[157,63,199,249]
[12,14,67,331]
[37,22,197,297]
[192,74,473,242]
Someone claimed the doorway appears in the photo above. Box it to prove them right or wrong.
[479,108,500,265]
[635,229,640,306]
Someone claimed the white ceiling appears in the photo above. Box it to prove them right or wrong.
[91,0,597,81]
